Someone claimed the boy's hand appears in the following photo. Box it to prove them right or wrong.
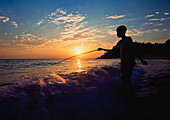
[142,61,148,65]
[98,48,103,51]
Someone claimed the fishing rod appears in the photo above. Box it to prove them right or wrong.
[49,49,98,65]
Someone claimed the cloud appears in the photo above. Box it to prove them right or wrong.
[161,29,167,32]
[107,29,116,35]
[127,29,144,36]
[48,8,67,17]
[60,27,105,41]
[0,43,11,48]
[156,12,159,14]
[144,22,153,25]
[145,14,155,18]
[153,23,163,26]
[123,28,167,37]
[62,34,90,41]
[145,28,167,33]
[0,16,18,28]
[164,13,170,15]
[106,15,125,19]
[60,21,88,34]
[148,17,170,22]
[118,19,136,22]
[11,21,18,28]
[37,19,44,25]
[0,16,10,22]
[148,18,160,21]
[46,8,86,26]
[143,22,163,26]
[35,8,106,43]
[14,33,47,48]
[48,9,104,41]
[49,13,85,25]
[106,25,115,28]
[160,17,170,21]
[15,35,18,39]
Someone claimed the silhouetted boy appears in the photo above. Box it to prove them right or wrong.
[98,25,147,96]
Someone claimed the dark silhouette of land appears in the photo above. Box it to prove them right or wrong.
[97,39,170,59]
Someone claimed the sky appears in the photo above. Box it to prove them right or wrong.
[0,0,170,59]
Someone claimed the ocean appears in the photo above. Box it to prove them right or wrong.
[0,59,170,120]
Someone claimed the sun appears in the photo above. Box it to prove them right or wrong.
[75,48,82,54]
[74,47,83,54]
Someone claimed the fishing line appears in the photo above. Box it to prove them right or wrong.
[48,49,98,65]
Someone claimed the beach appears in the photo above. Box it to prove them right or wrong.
[0,59,170,120]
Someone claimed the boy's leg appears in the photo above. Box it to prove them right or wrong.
[122,67,136,96]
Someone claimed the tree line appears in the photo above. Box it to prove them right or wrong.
[97,39,170,59]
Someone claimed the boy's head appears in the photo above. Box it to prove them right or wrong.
[116,25,127,38]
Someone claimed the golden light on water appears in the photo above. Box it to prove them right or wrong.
[77,59,83,72]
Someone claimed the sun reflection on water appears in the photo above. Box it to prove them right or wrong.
[76,59,84,72]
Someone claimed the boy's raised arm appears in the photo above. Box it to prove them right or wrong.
[97,48,112,51]
[98,40,121,52]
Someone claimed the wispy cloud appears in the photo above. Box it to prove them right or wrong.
[145,29,167,33]
[0,16,18,28]
[105,25,115,28]
[39,8,85,26]
[14,33,47,48]
[61,34,89,41]
[15,35,18,39]
[126,28,167,36]
[148,17,170,21]
[49,13,86,25]
[127,29,144,36]
[143,22,163,26]
[118,18,135,22]
[148,18,160,21]
[145,14,155,18]
[160,17,170,21]
[144,22,153,25]
[0,16,10,22]
[153,23,163,26]
[107,29,116,35]
[36,8,105,42]
[164,13,170,15]
[48,8,67,17]
[106,15,125,19]
[37,19,44,25]
[11,21,18,28]
[156,12,159,14]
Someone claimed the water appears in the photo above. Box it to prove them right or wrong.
[0,59,119,84]
[0,59,170,120]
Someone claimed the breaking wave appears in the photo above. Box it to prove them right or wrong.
[0,65,144,120]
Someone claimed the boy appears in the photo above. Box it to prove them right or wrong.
[98,25,147,96]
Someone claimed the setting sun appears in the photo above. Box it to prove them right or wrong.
[74,48,83,54]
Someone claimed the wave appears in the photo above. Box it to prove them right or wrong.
[0,65,144,120]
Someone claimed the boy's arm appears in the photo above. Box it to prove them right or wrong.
[138,56,148,65]
[98,48,112,51]
[98,40,121,52]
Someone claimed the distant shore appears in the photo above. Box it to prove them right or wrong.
[142,56,170,60]
[97,39,170,60]
[97,56,170,60]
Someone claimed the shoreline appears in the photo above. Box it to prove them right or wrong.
[96,56,170,60]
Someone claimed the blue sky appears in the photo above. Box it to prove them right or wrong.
[0,0,170,58]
